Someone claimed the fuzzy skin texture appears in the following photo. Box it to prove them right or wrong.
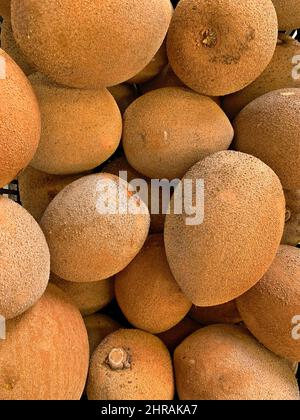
[157,317,200,353]
[115,235,192,334]
[0,197,50,319]
[223,36,300,119]
[0,48,40,188]
[29,73,122,175]
[167,0,278,96]
[11,0,173,89]
[234,88,300,191]
[123,87,234,179]
[108,84,138,115]
[87,329,174,400]
[0,284,89,400]
[84,314,121,357]
[237,246,300,362]
[190,300,242,325]
[141,64,185,93]
[272,0,300,30]
[174,325,300,400]
[40,174,150,283]
[0,0,10,18]
[164,151,285,306]
[282,190,300,246]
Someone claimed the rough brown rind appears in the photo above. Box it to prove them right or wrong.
[190,300,242,325]
[84,314,121,357]
[157,317,200,353]
[0,0,10,18]
[272,0,300,30]
[108,84,138,115]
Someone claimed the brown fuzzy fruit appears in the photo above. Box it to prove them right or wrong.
[234,88,300,191]
[282,190,300,246]
[237,245,300,362]
[29,73,122,175]
[11,0,173,89]
[174,325,300,400]
[115,235,192,334]
[0,284,89,400]
[40,174,150,283]
[0,197,50,319]
[123,87,233,179]
[0,0,10,18]
[84,314,121,357]
[164,151,285,306]
[272,0,300,30]
[108,84,138,115]
[0,49,40,188]
[190,300,242,325]
[157,317,200,353]
[87,329,174,400]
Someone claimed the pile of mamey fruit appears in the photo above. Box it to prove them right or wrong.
[0,0,300,401]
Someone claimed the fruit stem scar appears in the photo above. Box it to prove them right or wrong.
[201,29,217,48]
[107,348,131,370]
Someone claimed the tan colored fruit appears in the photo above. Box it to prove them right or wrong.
[11,0,173,88]
[108,84,137,115]
[84,314,121,356]
[0,284,89,400]
[174,325,300,400]
[234,88,300,190]
[165,151,285,306]
[123,87,233,179]
[167,0,278,96]
[0,0,10,18]
[223,36,300,119]
[272,0,300,30]
[87,329,174,400]
[0,49,40,188]
[141,64,185,93]
[190,300,242,325]
[115,235,192,334]
[237,245,300,362]
[51,273,115,317]
[29,73,122,175]
[0,197,50,319]
[282,190,300,246]
[157,317,200,353]
[40,174,150,283]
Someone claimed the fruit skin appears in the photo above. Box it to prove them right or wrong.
[157,317,200,353]
[164,151,285,306]
[0,197,50,319]
[115,235,192,334]
[223,36,300,120]
[0,0,10,18]
[29,73,122,175]
[282,190,300,246]
[0,48,41,188]
[141,64,185,93]
[123,87,234,179]
[167,0,278,96]
[108,84,138,115]
[84,314,121,357]
[190,300,242,325]
[272,0,300,30]
[234,88,300,191]
[11,0,173,89]
[87,329,174,400]
[237,245,300,362]
[40,174,150,283]
[174,325,300,400]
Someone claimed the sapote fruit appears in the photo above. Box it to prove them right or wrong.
[282,190,300,246]
[272,0,300,30]
[108,84,138,115]
[190,300,242,325]
[0,0,10,18]
[84,314,121,357]
[157,317,200,353]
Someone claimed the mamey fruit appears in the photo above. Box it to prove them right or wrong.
[157,317,200,353]
[0,197,50,319]
[237,246,300,362]
[123,87,233,179]
[29,73,122,175]
[84,314,121,356]
[190,301,242,325]
[234,88,300,190]
[11,0,173,88]
[282,190,300,246]
[40,174,150,283]
[167,0,278,96]
[87,329,174,400]
[108,84,137,115]
[164,151,285,306]
[115,235,192,333]
[272,0,300,30]
[0,284,89,400]
[174,325,300,400]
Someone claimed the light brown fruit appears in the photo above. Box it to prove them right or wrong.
[174,325,300,400]
[0,0,10,18]
[272,0,300,30]
[190,300,242,325]
[141,64,185,93]
[164,151,285,306]
[87,329,174,400]
[84,314,121,356]
[108,84,137,115]
[115,235,192,334]
[234,88,300,191]
[40,174,150,283]
[11,0,173,88]
[51,273,115,317]
[0,284,89,400]
[282,190,300,246]
[0,196,50,319]
[167,0,278,96]
[0,48,40,188]
[157,317,200,353]
[29,73,122,175]
[123,87,234,179]
[237,245,300,362]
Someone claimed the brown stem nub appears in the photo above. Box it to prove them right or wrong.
[107,348,130,370]
[201,29,217,48]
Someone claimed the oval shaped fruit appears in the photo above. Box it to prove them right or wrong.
[40,174,150,283]
[234,88,300,191]
[189,300,242,325]
[174,325,300,400]
[164,151,285,306]
[237,246,300,362]
[123,87,234,179]
[87,329,174,400]
[0,284,89,400]
[0,197,50,319]
[272,0,300,30]
[84,314,121,356]
[115,235,192,334]
[0,48,40,188]
[282,190,300,246]
[11,0,173,88]
[167,0,278,96]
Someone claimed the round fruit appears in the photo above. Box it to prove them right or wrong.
[272,0,300,30]
[108,84,137,115]
[84,314,121,356]
[282,190,300,246]
[157,317,200,353]
[190,300,242,325]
